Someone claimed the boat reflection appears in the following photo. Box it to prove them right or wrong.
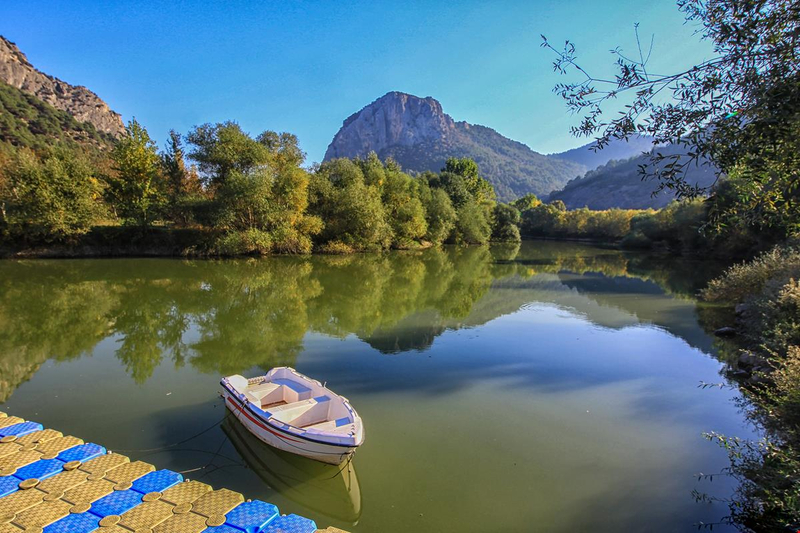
[222,414,362,524]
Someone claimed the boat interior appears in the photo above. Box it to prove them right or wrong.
[231,374,355,435]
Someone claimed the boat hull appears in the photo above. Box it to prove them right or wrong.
[222,388,357,465]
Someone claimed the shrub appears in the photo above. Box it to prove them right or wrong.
[213,228,272,256]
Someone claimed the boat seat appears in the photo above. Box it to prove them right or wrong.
[305,417,353,433]
[245,382,282,407]
[268,396,331,427]
[272,378,313,401]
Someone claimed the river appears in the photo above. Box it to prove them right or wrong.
[0,241,753,532]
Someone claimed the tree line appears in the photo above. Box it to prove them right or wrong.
[0,119,524,253]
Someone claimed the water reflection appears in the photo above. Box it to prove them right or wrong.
[0,242,726,400]
[222,414,361,523]
[0,242,743,532]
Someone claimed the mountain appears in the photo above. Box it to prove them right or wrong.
[548,145,719,210]
[0,81,115,151]
[0,36,124,138]
[324,91,588,201]
[549,136,655,169]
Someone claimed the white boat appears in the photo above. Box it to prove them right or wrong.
[220,367,364,465]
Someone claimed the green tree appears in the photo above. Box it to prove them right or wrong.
[186,122,271,187]
[419,181,456,245]
[491,203,521,242]
[161,130,204,225]
[512,193,542,211]
[187,122,320,254]
[366,155,427,247]
[309,158,391,251]
[111,119,164,227]
[455,200,492,244]
[2,148,105,242]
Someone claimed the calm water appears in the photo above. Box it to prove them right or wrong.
[0,242,753,532]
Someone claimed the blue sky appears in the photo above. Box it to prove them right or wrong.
[2,1,713,163]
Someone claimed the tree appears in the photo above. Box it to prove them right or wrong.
[186,122,272,187]
[187,122,321,254]
[309,158,391,251]
[2,148,105,242]
[111,119,164,227]
[161,130,204,225]
[419,182,456,245]
[491,203,521,242]
[512,193,542,211]
[455,200,492,244]
[366,155,427,246]
[542,0,800,240]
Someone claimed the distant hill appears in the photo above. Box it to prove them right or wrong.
[548,145,719,210]
[0,36,124,138]
[548,136,654,169]
[324,92,591,201]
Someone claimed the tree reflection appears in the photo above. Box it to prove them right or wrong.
[0,242,725,395]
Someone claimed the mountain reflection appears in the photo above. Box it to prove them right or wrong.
[0,242,726,399]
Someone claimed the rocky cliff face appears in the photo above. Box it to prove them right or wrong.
[0,36,125,137]
[325,92,458,160]
[324,92,590,201]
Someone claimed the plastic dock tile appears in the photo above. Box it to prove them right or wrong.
[0,418,24,430]
[0,422,43,438]
[191,489,244,518]
[103,461,154,484]
[224,500,279,532]
[0,476,19,498]
[78,453,129,476]
[131,469,183,494]
[261,514,317,533]
[13,458,64,481]
[0,414,345,533]
[0,450,42,473]
[117,499,174,531]
[0,486,47,516]
[161,480,212,505]
[37,468,88,495]
[62,478,115,505]
[152,511,210,533]
[56,443,105,464]
[11,499,71,529]
[88,489,143,517]
[42,511,100,533]
[34,436,83,456]
[16,429,62,447]
[0,444,21,460]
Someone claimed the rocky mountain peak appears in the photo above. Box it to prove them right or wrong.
[324,91,456,161]
[0,36,125,137]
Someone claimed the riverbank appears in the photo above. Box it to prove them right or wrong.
[0,226,447,259]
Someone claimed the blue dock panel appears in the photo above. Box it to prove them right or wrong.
[0,421,43,437]
[0,475,19,497]
[43,511,100,533]
[131,469,183,494]
[262,514,318,533]
[225,500,279,532]
[89,489,144,517]
[57,443,106,463]
[13,458,64,481]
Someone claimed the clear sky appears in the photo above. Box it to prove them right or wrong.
[1,0,713,163]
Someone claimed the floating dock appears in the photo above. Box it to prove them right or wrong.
[0,412,345,533]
